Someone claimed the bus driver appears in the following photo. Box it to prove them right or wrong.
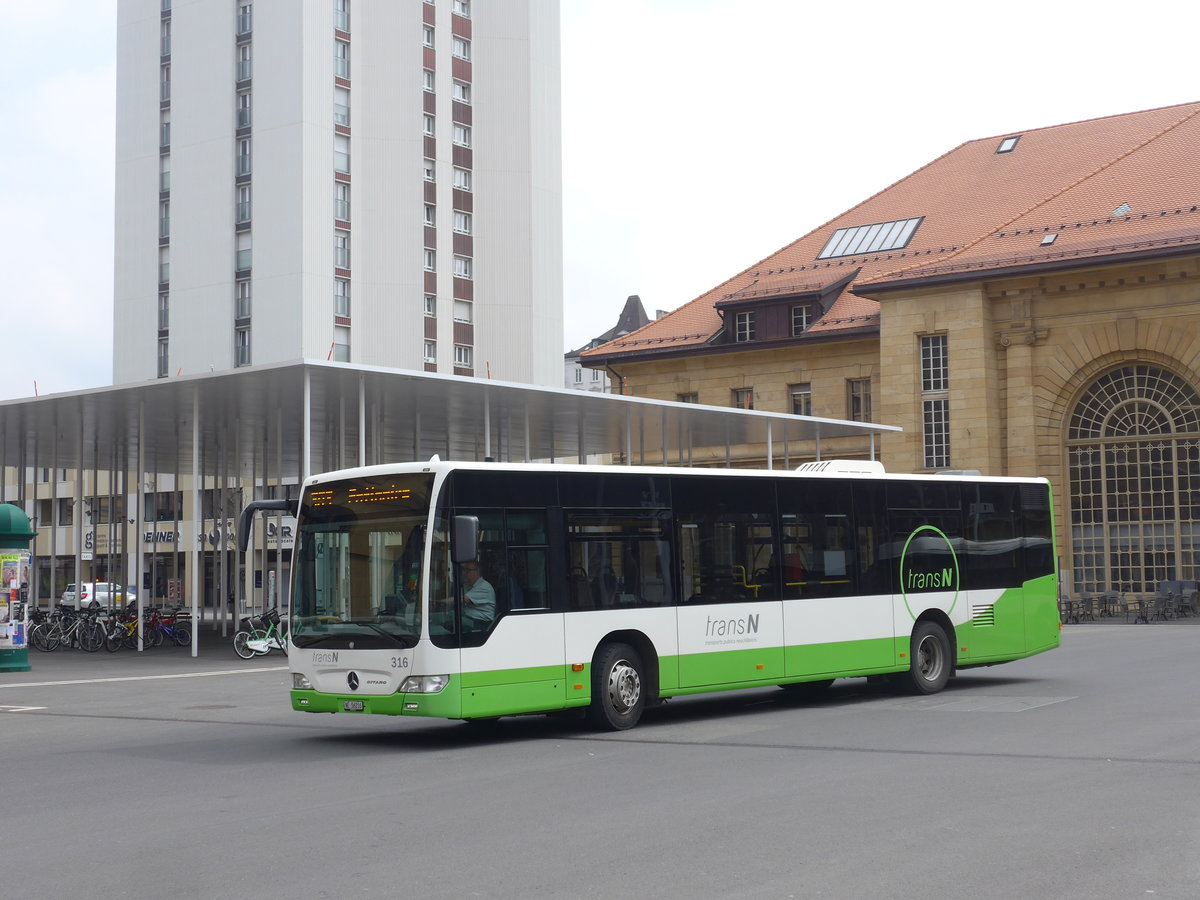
[459,561,496,627]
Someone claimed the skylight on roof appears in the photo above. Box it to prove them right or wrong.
[1040,233,1058,246]
[817,217,923,260]
[1112,202,1132,216]
[996,136,1021,153]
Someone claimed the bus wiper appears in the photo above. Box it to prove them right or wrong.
[290,633,344,647]
[348,620,415,647]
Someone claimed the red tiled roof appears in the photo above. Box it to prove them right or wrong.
[583,100,1200,362]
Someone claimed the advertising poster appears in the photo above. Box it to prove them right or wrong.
[0,550,32,648]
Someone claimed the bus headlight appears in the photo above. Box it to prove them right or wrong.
[292,673,313,690]
[399,674,449,694]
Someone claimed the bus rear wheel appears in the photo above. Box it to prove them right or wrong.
[587,642,646,731]
[897,621,951,694]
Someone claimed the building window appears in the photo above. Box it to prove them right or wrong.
[160,155,170,191]
[236,185,251,223]
[237,43,252,81]
[159,199,170,238]
[423,158,435,181]
[423,25,435,47]
[453,124,472,147]
[732,388,754,410]
[453,298,473,322]
[161,63,171,101]
[454,344,473,368]
[424,340,436,363]
[335,231,350,269]
[453,255,472,279]
[335,182,350,221]
[334,278,350,316]
[791,305,812,335]
[237,3,252,35]
[423,249,436,272]
[591,368,601,382]
[235,234,251,272]
[1067,365,1200,594]
[677,392,698,403]
[921,334,948,392]
[923,399,950,469]
[161,18,171,55]
[237,91,251,128]
[424,294,436,316]
[453,80,471,104]
[424,204,436,227]
[237,138,251,176]
[334,0,349,31]
[160,112,171,149]
[452,37,471,60]
[453,0,471,16]
[734,311,755,343]
[790,383,811,416]
[847,378,872,422]
[334,87,350,126]
[159,247,170,284]
[235,280,251,318]
[423,114,435,136]
[335,135,350,174]
[453,167,472,191]
[453,211,472,234]
[333,326,350,362]
[335,41,350,79]
[920,334,950,467]
[422,68,435,92]
[157,338,169,377]
[158,292,169,329]
[235,327,251,366]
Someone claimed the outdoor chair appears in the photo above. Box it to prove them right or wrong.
[1152,589,1174,622]
[1100,590,1126,621]
[1180,587,1197,617]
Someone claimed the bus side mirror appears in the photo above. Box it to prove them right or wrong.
[452,515,479,564]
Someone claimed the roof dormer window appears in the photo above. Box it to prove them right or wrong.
[734,311,755,343]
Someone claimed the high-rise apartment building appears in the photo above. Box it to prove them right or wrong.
[114,0,562,386]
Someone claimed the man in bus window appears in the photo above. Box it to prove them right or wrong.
[460,561,496,627]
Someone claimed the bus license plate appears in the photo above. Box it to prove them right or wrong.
[343,700,364,711]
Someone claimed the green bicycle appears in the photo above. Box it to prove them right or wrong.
[233,606,288,659]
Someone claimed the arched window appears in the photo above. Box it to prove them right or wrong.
[1067,365,1200,594]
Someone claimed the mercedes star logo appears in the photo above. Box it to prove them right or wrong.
[347,671,360,691]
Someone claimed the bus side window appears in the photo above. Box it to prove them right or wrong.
[778,480,855,598]
[673,476,776,604]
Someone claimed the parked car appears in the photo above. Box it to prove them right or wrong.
[62,583,138,610]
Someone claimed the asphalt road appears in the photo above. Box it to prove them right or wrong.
[3,622,1199,899]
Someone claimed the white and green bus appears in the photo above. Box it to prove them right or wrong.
[244,458,1060,730]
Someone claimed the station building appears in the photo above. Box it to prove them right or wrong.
[582,102,1200,599]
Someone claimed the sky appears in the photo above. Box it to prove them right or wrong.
[1,0,1196,401]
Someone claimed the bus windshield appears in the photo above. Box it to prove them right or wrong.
[289,473,435,650]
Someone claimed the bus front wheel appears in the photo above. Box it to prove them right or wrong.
[897,621,952,694]
[587,642,646,731]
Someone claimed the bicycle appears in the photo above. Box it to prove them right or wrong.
[31,605,105,653]
[233,606,288,658]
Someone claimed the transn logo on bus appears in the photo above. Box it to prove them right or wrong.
[899,525,960,619]
[706,613,759,637]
